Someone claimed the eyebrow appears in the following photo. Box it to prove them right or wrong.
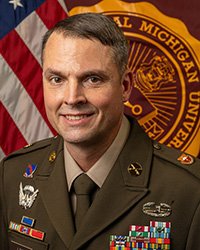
[79,70,110,80]
[43,68,65,78]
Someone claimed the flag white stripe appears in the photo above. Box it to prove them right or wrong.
[0,55,53,143]
[15,11,48,65]
[57,0,68,13]
[0,147,5,161]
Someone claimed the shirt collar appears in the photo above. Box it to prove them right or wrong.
[64,115,130,191]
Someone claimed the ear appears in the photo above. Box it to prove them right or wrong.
[121,70,133,102]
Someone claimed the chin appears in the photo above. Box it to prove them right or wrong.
[63,133,99,146]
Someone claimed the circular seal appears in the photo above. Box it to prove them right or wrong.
[70,1,200,156]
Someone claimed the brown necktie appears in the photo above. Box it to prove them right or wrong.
[73,174,97,229]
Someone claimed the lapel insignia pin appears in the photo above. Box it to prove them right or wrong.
[142,202,171,217]
[48,151,56,162]
[19,182,39,209]
[23,164,37,178]
[128,163,143,176]
[177,153,194,165]
[21,216,35,227]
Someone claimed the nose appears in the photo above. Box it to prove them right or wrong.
[64,80,86,106]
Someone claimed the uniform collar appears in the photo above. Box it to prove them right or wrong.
[64,115,130,191]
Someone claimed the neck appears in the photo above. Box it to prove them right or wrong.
[64,130,120,172]
[65,145,105,172]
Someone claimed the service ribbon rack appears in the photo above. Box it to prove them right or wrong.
[110,221,171,250]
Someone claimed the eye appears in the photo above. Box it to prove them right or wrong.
[84,75,102,85]
[50,76,63,85]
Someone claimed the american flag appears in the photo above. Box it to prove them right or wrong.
[0,0,68,160]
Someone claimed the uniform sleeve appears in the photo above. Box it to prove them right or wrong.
[186,200,200,249]
[0,160,9,249]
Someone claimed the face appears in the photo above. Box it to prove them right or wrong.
[42,32,132,149]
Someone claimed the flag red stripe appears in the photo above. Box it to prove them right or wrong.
[0,103,28,155]
[0,31,44,110]
[36,0,68,29]
[0,30,55,133]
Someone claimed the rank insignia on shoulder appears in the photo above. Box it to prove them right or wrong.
[9,221,45,241]
[23,164,37,178]
[19,182,39,209]
[177,153,194,165]
[48,151,56,162]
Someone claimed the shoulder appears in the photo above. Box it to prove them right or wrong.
[1,136,60,164]
[152,141,200,179]
[127,116,200,179]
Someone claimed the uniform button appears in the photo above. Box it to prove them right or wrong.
[153,142,161,150]
[24,144,33,148]
[128,163,143,176]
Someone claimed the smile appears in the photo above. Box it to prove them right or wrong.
[65,114,90,121]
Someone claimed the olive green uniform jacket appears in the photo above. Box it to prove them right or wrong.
[1,119,200,249]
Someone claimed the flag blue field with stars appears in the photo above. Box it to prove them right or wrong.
[0,0,45,39]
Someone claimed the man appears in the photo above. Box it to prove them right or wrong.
[0,13,200,250]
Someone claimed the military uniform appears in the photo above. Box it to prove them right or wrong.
[1,118,200,250]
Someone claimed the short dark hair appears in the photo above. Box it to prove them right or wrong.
[41,13,129,74]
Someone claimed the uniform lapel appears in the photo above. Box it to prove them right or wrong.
[70,119,153,249]
[34,136,75,248]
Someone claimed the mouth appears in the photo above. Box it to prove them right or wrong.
[65,114,91,121]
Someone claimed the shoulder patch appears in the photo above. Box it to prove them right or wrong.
[153,141,200,179]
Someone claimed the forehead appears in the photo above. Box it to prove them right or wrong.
[42,32,118,74]
[44,32,112,60]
